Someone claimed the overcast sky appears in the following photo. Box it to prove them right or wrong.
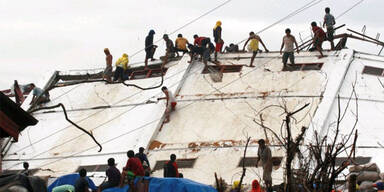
[1,0,383,89]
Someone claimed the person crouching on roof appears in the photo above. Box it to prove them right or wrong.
[161,86,176,123]
[114,53,129,82]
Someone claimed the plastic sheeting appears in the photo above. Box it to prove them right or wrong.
[103,177,217,192]
[47,173,97,192]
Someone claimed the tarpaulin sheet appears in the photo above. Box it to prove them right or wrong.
[103,177,217,192]
[47,173,97,192]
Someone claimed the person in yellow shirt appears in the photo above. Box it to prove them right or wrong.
[242,31,269,67]
[114,53,129,82]
[175,34,189,56]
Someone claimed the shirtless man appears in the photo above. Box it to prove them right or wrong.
[242,32,269,67]
[103,48,113,83]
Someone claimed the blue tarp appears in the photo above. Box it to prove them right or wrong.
[47,173,97,192]
[103,177,217,192]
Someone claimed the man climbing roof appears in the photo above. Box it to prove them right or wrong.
[114,53,129,82]
[161,86,177,123]
[103,48,113,83]
[145,29,157,69]
[213,20,224,62]
[311,21,326,58]
[242,32,269,67]
[280,28,299,67]
[323,7,336,50]
[175,34,189,55]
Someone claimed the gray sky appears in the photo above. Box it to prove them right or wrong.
[1,0,383,89]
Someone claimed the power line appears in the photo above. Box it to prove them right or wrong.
[129,0,233,59]
[237,0,324,45]
[336,0,365,19]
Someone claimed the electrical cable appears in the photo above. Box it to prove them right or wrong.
[129,0,233,59]
[236,0,324,45]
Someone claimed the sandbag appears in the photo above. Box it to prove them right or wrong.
[349,165,363,172]
[357,171,380,182]
[359,181,373,190]
[363,163,380,173]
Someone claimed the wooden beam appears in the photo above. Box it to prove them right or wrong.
[0,111,20,141]
[347,28,384,45]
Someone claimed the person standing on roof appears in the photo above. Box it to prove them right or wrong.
[103,48,113,83]
[161,86,177,123]
[243,32,269,67]
[120,150,144,186]
[280,28,299,67]
[175,34,189,56]
[163,154,179,178]
[145,30,157,69]
[135,147,151,175]
[163,34,177,64]
[114,53,129,82]
[256,139,272,192]
[75,168,90,192]
[98,158,121,192]
[311,22,326,58]
[323,7,336,50]
[213,21,224,62]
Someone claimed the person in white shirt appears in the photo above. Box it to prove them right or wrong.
[161,86,177,123]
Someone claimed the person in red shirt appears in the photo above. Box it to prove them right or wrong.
[311,21,326,58]
[120,150,145,187]
[163,154,179,177]
[193,35,211,48]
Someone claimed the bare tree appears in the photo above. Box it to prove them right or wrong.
[251,84,359,192]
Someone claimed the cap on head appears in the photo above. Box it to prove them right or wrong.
[178,34,182,38]
[170,154,176,161]
[285,28,291,34]
[108,158,115,166]
[149,30,155,35]
[127,150,135,158]
[311,21,317,27]
[139,147,145,153]
[193,34,198,39]
[79,168,87,177]
[325,7,330,13]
